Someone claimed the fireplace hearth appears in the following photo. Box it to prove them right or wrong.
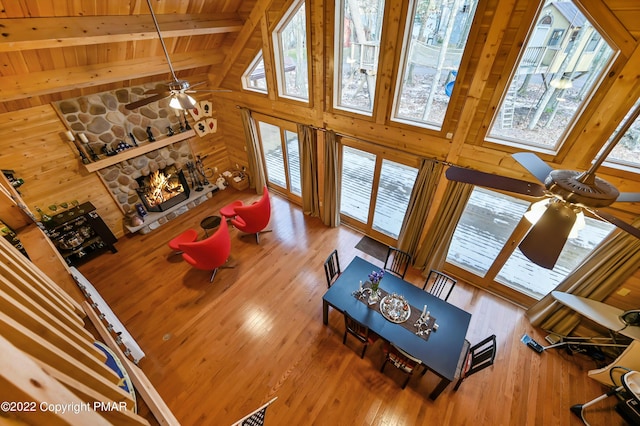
[136,166,190,212]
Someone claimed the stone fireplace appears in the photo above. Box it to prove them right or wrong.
[135,166,190,212]
[96,140,194,215]
[53,85,217,234]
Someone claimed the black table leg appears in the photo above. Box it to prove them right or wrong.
[323,300,329,325]
[429,378,451,400]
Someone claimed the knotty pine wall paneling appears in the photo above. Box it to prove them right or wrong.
[0,105,122,237]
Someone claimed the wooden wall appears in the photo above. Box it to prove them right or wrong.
[0,106,121,234]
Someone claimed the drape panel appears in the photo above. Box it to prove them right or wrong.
[526,217,640,336]
[298,124,319,216]
[414,179,473,273]
[397,159,443,259]
[322,130,340,227]
[240,108,266,193]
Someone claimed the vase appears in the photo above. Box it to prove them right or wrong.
[368,287,381,305]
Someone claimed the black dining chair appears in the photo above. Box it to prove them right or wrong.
[423,269,457,302]
[324,249,341,288]
[384,247,412,279]
[454,334,497,390]
[343,311,378,358]
[380,342,426,389]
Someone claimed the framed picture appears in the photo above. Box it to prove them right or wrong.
[201,100,213,117]
[188,102,203,122]
[205,118,217,133]
[194,120,209,137]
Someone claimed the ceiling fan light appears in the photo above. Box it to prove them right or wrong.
[186,94,197,108]
[169,96,182,109]
[568,210,586,239]
[524,199,550,224]
[550,77,573,89]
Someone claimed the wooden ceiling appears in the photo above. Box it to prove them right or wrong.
[0,0,262,112]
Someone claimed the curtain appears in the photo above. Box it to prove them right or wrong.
[322,130,340,227]
[414,179,473,273]
[526,217,640,336]
[298,124,319,216]
[397,159,443,259]
[240,108,266,193]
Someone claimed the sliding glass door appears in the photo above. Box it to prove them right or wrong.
[255,116,302,203]
[445,187,615,305]
[340,143,419,245]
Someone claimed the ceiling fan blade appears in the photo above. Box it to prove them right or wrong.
[590,209,640,240]
[186,89,233,93]
[615,192,640,203]
[512,152,554,183]
[519,202,577,269]
[125,92,169,110]
[187,81,206,89]
[445,166,546,196]
[176,93,196,110]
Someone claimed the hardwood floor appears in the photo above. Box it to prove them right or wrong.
[77,188,626,425]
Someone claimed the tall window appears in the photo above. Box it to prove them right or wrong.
[242,52,268,93]
[273,1,309,101]
[340,145,418,241]
[393,0,479,129]
[334,0,386,114]
[603,97,640,171]
[488,0,615,151]
[446,188,614,301]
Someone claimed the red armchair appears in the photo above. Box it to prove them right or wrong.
[230,186,272,244]
[168,228,198,254]
[178,219,233,282]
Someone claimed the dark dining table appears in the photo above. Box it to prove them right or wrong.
[322,256,472,399]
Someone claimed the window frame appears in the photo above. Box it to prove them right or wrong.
[242,52,269,94]
[390,0,479,131]
[484,0,618,155]
[272,0,311,103]
[332,0,387,116]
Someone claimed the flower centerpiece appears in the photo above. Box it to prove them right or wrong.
[367,269,384,304]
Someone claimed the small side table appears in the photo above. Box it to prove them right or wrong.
[200,215,222,237]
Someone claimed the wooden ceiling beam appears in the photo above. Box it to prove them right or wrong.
[0,50,223,101]
[0,13,243,52]
[209,0,276,87]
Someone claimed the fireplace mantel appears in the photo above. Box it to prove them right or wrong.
[83,130,196,173]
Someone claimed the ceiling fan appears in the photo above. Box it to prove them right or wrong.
[125,0,227,111]
[445,103,640,269]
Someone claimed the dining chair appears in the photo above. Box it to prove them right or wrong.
[380,342,426,389]
[423,269,457,302]
[324,249,341,288]
[454,334,497,390]
[343,311,378,358]
[384,247,412,279]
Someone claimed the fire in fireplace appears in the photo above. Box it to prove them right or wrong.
[135,166,190,212]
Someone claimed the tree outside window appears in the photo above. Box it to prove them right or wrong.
[488,0,615,151]
[273,2,309,101]
[392,0,479,129]
[334,0,386,114]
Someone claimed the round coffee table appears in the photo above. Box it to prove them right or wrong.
[200,215,222,237]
